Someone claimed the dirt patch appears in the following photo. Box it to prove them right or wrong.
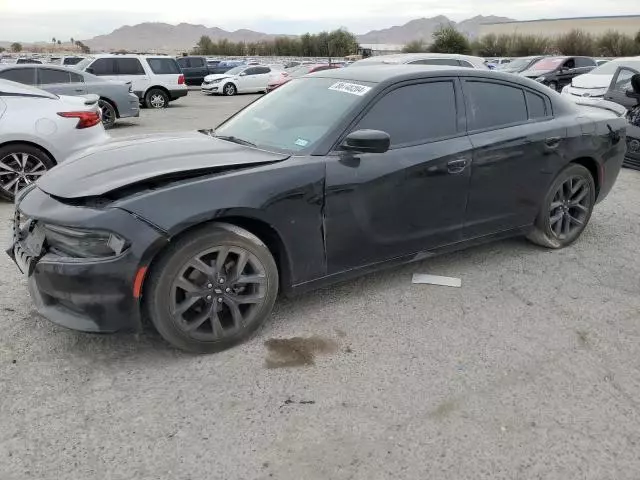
[429,399,458,419]
[264,336,338,369]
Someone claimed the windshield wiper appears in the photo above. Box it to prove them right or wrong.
[214,134,257,148]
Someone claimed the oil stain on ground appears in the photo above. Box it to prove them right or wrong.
[264,336,338,369]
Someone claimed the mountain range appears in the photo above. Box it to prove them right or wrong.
[1,16,516,53]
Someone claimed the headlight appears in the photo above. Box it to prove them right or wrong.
[212,78,223,84]
[535,76,546,82]
[43,224,128,258]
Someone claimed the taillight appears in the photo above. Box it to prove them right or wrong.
[58,111,101,129]
[178,74,185,85]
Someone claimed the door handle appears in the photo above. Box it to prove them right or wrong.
[447,158,468,174]
[545,137,562,149]
[74,88,84,92]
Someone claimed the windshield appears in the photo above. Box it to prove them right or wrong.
[289,65,323,77]
[589,59,640,74]
[74,57,95,70]
[223,66,246,75]
[215,77,373,153]
[499,57,535,72]
[528,58,564,71]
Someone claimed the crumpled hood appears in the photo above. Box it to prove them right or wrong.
[570,73,613,89]
[204,73,234,82]
[37,131,289,199]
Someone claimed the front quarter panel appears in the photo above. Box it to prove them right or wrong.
[115,157,327,286]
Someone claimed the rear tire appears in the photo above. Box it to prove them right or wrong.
[223,83,237,96]
[0,144,55,202]
[145,88,169,109]
[144,223,279,353]
[98,99,117,129]
[526,163,595,249]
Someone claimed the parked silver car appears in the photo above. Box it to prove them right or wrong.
[0,64,139,128]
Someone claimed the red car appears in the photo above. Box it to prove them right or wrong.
[267,63,342,92]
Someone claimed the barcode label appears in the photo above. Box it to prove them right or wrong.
[328,82,371,96]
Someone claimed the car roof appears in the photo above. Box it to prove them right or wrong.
[308,64,551,88]
[354,53,486,65]
[0,63,78,72]
[0,78,57,98]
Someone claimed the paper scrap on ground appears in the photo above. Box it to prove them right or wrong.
[412,274,462,288]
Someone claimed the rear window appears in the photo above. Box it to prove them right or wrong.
[147,58,181,74]
[410,58,460,66]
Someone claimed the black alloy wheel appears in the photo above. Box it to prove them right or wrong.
[0,144,54,201]
[145,223,278,353]
[98,99,117,129]
[527,163,595,249]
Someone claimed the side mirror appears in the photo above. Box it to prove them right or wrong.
[239,72,246,76]
[627,74,640,99]
[341,129,390,154]
[85,67,94,74]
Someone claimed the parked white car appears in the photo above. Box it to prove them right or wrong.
[0,80,108,200]
[201,65,287,96]
[75,54,187,108]
[350,53,489,69]
[562,57,640,99]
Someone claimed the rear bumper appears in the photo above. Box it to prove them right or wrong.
[118,93,141,119]
[169,88,188,100]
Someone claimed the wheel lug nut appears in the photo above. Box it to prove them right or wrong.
[206,295,212,301]
[217,297,223,303]
[225,288,231,293]
[218,278,225,284]
[207,283,213,288]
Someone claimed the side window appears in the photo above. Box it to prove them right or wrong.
[458,61,474,68]
[90,58,116,75]
[38,68,71,84]
[355,81,458,146]
[525,91,547,119]
[575,57,595,68]
[563,59,575,69]
[256,67,271,74]
[116,58,145,75]
[611,68,637,93]
[146,58,181,74]
[177,58,189,68]
[192,58,205,67]
[465,81,528,130]
[0,68,36,84]
[243,67,260,76]
[69,72,85,83]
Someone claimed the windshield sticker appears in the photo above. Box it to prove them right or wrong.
[328,82,371,96]
[294,138,310,147]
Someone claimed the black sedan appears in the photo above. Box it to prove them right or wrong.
[8,66,628,353]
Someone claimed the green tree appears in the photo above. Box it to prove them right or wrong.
[402,40,428,53]
[429,26,471,54]
[195,35,214,54]
[0,47,5,54]
[70,37,74,46]
[10,42,22,53]
[52,37,56,44]
[509,34,551,56]
[472,33,511,57]
[597,30,639,57]
[555,29,595,56]
[57,40,62,46]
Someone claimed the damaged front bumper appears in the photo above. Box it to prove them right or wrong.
[7,187,168,333]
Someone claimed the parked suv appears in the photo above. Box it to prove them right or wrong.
[75,55,187,108]
[520,56,597,92]
[177,56,210,85]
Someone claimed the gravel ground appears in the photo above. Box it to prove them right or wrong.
[2,91,640,480]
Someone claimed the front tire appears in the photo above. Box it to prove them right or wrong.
[0,144,54,201]
[145,88,169,109]
[527,163,595,249]
[223,83,237,96]
[144,223,279,353]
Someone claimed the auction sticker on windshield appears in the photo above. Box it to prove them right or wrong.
[329,82,371,96]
